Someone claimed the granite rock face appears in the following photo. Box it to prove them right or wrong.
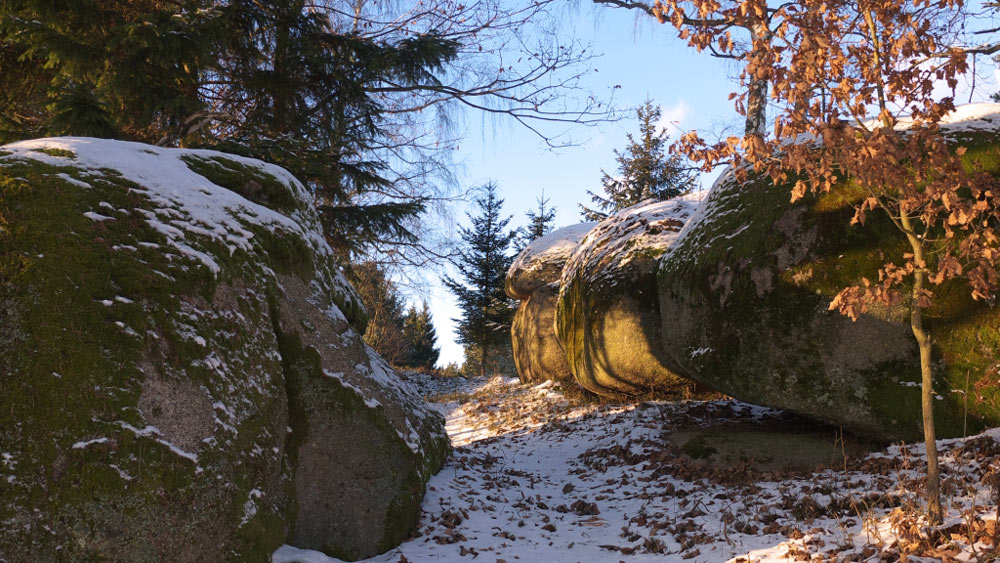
[658,109,1000,440]
[0,138,447,562]
[511,284,573,383]
[506,224,594,384]
[555,197,701,396]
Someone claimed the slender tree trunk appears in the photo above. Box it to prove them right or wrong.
[352,0,364,32]
[745,79,767,137]
[745,19,770,138]
[862,8,889,124]
[272,6,291,134]
[912,273,943,524]
[480,315,487,378]
[902,215,943,524]
[864,5,937,518]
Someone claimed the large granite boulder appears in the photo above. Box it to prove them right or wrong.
[507,224,594,383]
[0,138,448,562]
[555,196,701,396]
[658,106,1000,441]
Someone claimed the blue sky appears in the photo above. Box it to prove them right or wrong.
[421,5,741,367]
[422,2,1000,367]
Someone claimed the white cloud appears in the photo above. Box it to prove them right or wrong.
[655,100,693,135]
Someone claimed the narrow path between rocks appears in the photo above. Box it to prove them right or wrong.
[276,375,1000,563]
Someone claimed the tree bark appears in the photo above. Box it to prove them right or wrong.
[902,215,943,524]
[745,19,770,138]
[912,274,943,524]
[862,9,888,122]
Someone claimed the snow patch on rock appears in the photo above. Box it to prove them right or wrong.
[561,193,704,290]
[509,223,596,279]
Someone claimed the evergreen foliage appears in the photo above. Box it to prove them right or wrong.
[349,263,439,370]
[204,1,459,259]
[515,192,557,251]
[0,0,213,143]
[347,261,407,364]
[444,183,517,377]
[580,100,696,221]
[0,0,458,260]
[399,302,440,370]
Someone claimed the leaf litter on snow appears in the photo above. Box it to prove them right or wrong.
[274,374,1000,563]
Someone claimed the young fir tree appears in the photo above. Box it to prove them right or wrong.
[444,183,517,378]
[580,100,696,221]
[515,192,557,252]
[400,302,440,370]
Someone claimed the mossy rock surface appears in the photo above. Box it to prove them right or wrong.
[671,427,875,472]
[274,274,449,560]
[0,138,445,562]
[511,284,573,384]
[657,120,1000,441]
[555,197,701,396]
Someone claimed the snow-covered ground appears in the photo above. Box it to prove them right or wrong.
[275,375,1000,563]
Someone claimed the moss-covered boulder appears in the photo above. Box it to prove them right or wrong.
[274,274,448,560]
[657,109,1000,441]
[507,223,594,383]
[555,196,701,396]
[0,138,447,562]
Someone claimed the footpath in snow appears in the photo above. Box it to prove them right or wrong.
[275,375,1000,563]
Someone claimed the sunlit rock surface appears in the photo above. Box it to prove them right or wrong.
[555,196,701,396]
[507,223,594,384]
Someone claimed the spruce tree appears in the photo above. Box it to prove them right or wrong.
[400,302,440,370]
[580,100,696,221]
[202,0,460,260]
[444,183,517,378]
[0,0,214,143]
[515,192,557,251]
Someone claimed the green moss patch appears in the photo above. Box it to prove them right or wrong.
[182,155,300,214]
[672,428,877,472]
[30,147,76,159]
[0,155,292,561]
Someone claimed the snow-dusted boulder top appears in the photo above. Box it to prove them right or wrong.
[0,138,447,562]
[506,222,595,300]
[894,101,1000,133]
[555,195,703,397]
[2,137,365,324]
[559,194,702,289]
[657,103,1000,441]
